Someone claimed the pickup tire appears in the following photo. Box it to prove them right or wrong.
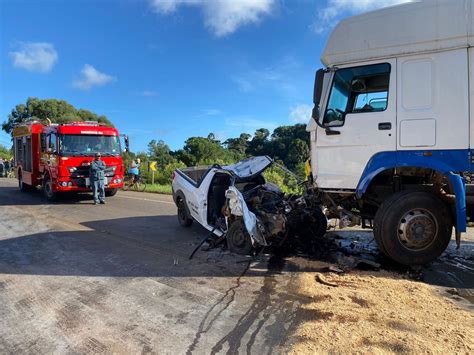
[227,219,253,255]
[374,190,452,265]
[177,199,193,227]
[311,207,328,237]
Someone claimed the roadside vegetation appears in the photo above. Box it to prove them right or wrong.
[0,144,12,160]
[125,124,309,195]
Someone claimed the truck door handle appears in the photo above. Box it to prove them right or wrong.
[378,122,392,130]
[325,128,340,135]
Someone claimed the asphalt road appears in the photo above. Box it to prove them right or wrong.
[0,177,473,353]
[0,178,312,354]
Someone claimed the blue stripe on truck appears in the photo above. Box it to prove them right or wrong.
[356,150,471,232]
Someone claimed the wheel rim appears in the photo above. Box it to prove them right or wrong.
[45,181,53,198]
[231,225,248,248]
[398,208,438,250]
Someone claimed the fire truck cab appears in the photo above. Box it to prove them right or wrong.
[12,121,126,201]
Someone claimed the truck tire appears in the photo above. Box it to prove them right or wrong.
[374,190,452,265]
[227,219,254,255]
[43,175,57,202]
[105,188,118,197]
[177,199,193,227]
[18,172,33,192]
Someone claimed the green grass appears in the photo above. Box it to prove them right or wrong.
[143,183,173,195]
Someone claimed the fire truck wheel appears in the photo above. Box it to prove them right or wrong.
[18,173,33,192]
[105,188,118,197]
[43,175,57,202]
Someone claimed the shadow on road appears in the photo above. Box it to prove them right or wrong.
[0,214,472,293]
[0,185,96,206]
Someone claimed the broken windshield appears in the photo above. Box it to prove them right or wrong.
[59,134,121,157]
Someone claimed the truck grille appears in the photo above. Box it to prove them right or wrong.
[71,166,116,178]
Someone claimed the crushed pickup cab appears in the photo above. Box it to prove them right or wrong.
[172,156,327,254]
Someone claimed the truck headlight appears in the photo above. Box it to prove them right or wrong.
[68,167,77,173]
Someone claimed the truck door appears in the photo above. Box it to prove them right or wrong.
[313,60,396,189]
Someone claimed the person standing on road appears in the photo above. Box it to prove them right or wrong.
[0,158,4,178]
[4,159,10,178]
[90,152,106,205]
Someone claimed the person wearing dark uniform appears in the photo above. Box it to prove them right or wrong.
[90,152,106,205]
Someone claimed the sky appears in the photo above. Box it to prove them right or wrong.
[0,0,413,152]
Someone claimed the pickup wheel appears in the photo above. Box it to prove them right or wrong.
[311,207,328,237]
[374,191,452,266]
[177,199,193,227]
[227,220,254,255]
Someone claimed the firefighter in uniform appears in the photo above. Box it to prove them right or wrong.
[90,152,106,204]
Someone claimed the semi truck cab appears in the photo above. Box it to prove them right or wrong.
[307,0,474,265]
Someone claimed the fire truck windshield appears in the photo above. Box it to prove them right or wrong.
[59,134,121,157]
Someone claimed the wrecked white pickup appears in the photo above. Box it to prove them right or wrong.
[172,156,327,254]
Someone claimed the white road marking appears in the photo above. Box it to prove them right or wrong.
[117,194,175,205]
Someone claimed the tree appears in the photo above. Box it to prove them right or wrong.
[178,135,233,166]
[247,128,270,156]
[147,139,176,167]
[0,144,12,159]
[2,97,113,134]
[269,124,309,169]
[224,133,251,157]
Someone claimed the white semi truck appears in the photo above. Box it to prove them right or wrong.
[308,0,474,265]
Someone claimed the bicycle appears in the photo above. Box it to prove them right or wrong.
[122,175,147,192]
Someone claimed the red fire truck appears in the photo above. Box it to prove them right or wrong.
[12,120,128,201]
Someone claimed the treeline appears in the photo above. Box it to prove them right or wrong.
[127,124,310,192]
[2,97,112,134]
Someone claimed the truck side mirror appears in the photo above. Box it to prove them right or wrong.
[312,69,325,122]
[313,69,325,107]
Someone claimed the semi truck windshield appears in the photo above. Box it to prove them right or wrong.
[59,134,121,157]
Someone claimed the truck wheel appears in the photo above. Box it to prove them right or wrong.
[105,188,118,197]
[177,199,193,227]
[227,220,254,255]
[43,175,57,202]
[374,191,452,265]
[18,173,33,192]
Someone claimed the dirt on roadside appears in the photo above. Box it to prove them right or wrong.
[287,269,474,354]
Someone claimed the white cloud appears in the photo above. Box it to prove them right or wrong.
[313,0,414,34]
[10,42,58,73]
[225,117,278,131]
[232,55,299,94]
[73,64,116,90]
[289,104,312,123]
[149,0,275,37]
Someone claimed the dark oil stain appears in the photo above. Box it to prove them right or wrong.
[186,261,252,355]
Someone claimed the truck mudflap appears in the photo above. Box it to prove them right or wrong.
[224,186,267,246]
